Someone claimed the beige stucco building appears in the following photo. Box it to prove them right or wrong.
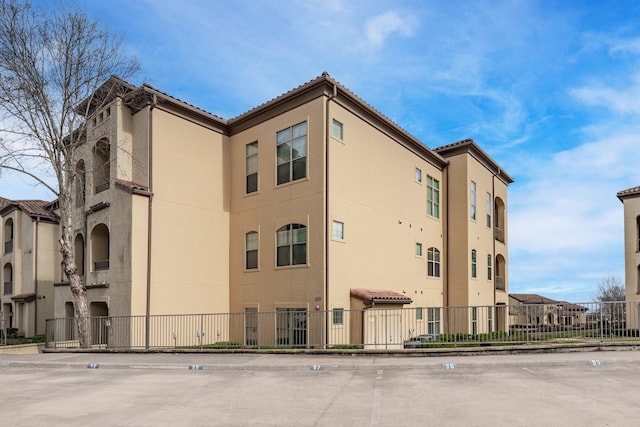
[617,186,640,328]
[3,73,513,345]
[1,198,58,337]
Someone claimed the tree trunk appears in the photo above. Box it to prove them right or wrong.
[59,193,91,348]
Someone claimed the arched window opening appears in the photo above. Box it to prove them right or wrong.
[494,197,506,242]
[3,218,13,254]
[276,224,307,266]
[93,139,110,193]
[495,255,506,291]
[91,224,109,271]
[245,231,258,270]
[427,247,440,277]
[74,234,85,276]
[636,215,640,252]
[75,160,86,207]
[3,263,13,295]
[637,264,640,294]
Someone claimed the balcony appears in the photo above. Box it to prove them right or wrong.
[94,260,110,271]
[495,276,505,291]
[95,181,110,194]
[494,227,504,243]
[3,239,13,254]
[3,281,13,295]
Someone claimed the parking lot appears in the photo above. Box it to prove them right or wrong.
[1,350,639,426]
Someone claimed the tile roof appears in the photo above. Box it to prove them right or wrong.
[0,196,10,210]
[350,288,413,305]
[435,138,514,184]
[616,185,640,201]
[509,293,559,304]
[0,199,58,221]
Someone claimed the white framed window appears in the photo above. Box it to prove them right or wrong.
[277,122,307,185]
[246,142,258,194]
[428,247,440,277]
[427,176,440,219]
[470,181,477,220]
[332,119,343,140]
[416,307,423,321]
[487,254,492,280]
[472,307,478,335]
[471,249,477,278]
[415,167,422,183]
[428,308,440,334]
[486,192,492,228]
[276,224,307,266]
[415,242,423,257]
[332,308,344,326]
[487,307,493,332]
[332,220,344,240]
[245,231,258,270]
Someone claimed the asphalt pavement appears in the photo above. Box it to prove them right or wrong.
[1,349,639,426]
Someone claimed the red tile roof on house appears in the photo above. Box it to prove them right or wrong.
[617,185,640,201]
[0,199,58,221]
[509,293,559,304]
[350,288,412,305]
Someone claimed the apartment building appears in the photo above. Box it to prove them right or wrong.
[1,198,58,337]
[617,186,640,328]
[2,73,513,344]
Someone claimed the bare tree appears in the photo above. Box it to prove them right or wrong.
[0,0,138,347]
[595,276,625,302]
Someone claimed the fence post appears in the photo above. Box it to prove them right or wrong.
[600,303,604,341]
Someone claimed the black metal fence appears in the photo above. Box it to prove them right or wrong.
[43,301,640,350]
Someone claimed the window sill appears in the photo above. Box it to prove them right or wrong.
[275,177,310,189]
[275,264,309,270]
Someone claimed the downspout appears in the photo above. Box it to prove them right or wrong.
[324,81,337,348]
[34,217,39,336]
[145,94,157,349]
[444,165,450,332]
[492,174,496,317]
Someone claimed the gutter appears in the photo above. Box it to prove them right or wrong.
[324,82,337,348]
[145,94,157,349]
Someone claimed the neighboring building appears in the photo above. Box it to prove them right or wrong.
[617,186,640,329]
[4,73,513,345]
[509,294,587,328]
[1,198,58,337]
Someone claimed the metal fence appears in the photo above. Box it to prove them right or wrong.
[44,301,640,350]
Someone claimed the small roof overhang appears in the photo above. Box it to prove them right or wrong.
[350,288,412,305]
[11,293,36,303]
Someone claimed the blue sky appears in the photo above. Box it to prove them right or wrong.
[4,0,640,302]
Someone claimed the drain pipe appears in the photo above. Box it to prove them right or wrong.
[145,93,157,349]
[324,77,337,348]
[34,217,39,336]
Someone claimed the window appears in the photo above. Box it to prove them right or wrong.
[3,263,13,295]
[427,247,440,277]
[471,249,477,278]
[91,224,109,271]
[245,231,258,269]
[416,307,423,321]
[415,168,422,183]
[75,160,86,207]
[415,242,423,257]
[3,218,13,254]
[636,215,640,252]
[74,234,85,276]
[487,307,493,332]
[277,122,307,185]
[486,192,492,228]
[332,220,344,240]
[427,176,440,218]
[428,308,440,334]
[332,119,343,140]
[332,308,344,326]
[472,307,478,335]
[487,254,492,280]
[276,224,307,266]
[246,142,258,194]
[245,308,258,346]
[470,181,477,220]
[93,139,110,193]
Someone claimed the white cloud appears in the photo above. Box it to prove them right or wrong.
[364,11,417,47]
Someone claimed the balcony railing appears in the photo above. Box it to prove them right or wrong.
[494,227,504,243]
[94,260,110,271]
[95,181,110,194]
[3,281,13,295]
[3,239,13,254]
